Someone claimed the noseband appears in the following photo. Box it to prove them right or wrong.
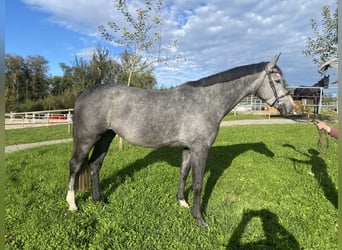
[266,68,291,107]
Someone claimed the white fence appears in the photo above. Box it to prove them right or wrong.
[5,109,73,130]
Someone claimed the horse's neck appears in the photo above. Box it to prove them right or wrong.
[204,76,259,119]
[313,80,323,87]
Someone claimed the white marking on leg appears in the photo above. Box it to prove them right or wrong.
[179,199,190,208]
[66,190,78,211]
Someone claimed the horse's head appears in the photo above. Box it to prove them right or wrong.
[316,75,330,89]
[256,54,294,115]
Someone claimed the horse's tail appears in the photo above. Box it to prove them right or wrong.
[76,156,91,191]
[71,105,91,191]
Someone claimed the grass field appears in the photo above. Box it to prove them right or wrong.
[5,123,338,249]
[5,125,72,146]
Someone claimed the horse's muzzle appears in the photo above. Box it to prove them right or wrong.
[277,96,294,115]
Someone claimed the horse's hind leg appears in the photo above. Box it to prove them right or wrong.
[67,141,94,211]
[177,148,191,208]
[89,130,116,201]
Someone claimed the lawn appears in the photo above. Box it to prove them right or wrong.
[5,124,72,146]
[5,123,338,249]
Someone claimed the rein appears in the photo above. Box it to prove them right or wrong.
[314,120,330,154]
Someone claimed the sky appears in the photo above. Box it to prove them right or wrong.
[5,0,337,88]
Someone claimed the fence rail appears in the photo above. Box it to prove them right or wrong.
[5,109,74,130]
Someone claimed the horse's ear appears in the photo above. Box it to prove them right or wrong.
[267,53,281,72]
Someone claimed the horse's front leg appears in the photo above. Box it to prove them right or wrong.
[177,148,191,208]
[191,146,209,227]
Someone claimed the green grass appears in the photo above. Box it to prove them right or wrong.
[5,124,338,249]
[5,124,72,146]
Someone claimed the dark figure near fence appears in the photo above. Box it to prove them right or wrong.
[66,54,294,227]
[293,75,329,114]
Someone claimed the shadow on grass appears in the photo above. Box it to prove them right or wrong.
[202,142,274,212]
[283,144,338,209]
[226,209,300,249]
[100,142,275,211]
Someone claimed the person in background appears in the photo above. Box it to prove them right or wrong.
[314,120,338,139]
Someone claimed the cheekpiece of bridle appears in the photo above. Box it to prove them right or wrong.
[266,68,291,107]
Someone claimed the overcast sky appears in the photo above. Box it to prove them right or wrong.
[6,0,337,88]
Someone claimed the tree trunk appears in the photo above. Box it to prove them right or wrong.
[119,136,124,150]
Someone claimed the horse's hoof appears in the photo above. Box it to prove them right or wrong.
[68,205,78,211]
[198,220,209,228]
[178,199,190,208]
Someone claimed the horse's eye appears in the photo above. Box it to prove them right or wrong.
[275,80,282,84]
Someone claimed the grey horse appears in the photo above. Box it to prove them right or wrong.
[66,54,294,227]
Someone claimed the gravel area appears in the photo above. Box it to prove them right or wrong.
[5,138,73,154]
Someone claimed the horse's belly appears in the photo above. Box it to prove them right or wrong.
[114,122,185,148]
[119,132,183,148]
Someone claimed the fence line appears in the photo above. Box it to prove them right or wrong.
[5,109,74,130]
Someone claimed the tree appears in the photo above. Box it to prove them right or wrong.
[302,3,338,64]
[89,47,122,85]
[5,54,26,105]
[98,0,178,88]
[5,54,50,111]
[25,55,50,101]
[118,50,156,88]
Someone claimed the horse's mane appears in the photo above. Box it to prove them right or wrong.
[313,75,329,87]
[184,62,274,87]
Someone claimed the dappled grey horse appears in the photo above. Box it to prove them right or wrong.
[66,54,294,227]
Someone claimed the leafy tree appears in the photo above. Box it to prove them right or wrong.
[25,55,50,101]
[302,3,338,64]
[57,63,75,94]
[72,56,91,91]
[5,54,50,111]
[89,47,122,85]
[50,76,65,96]
[98,0,177,88]
[118,50,156,88]
[5,54,26,105]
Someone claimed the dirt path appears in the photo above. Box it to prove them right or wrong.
[5,138,73,154]
[5,119,297,154]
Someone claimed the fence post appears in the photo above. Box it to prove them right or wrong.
[318,87,323,114]
[67,110,72,133]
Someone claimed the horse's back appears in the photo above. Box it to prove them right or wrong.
[73,84,184,145]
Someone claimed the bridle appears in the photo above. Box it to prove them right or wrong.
[265,68,291,107]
